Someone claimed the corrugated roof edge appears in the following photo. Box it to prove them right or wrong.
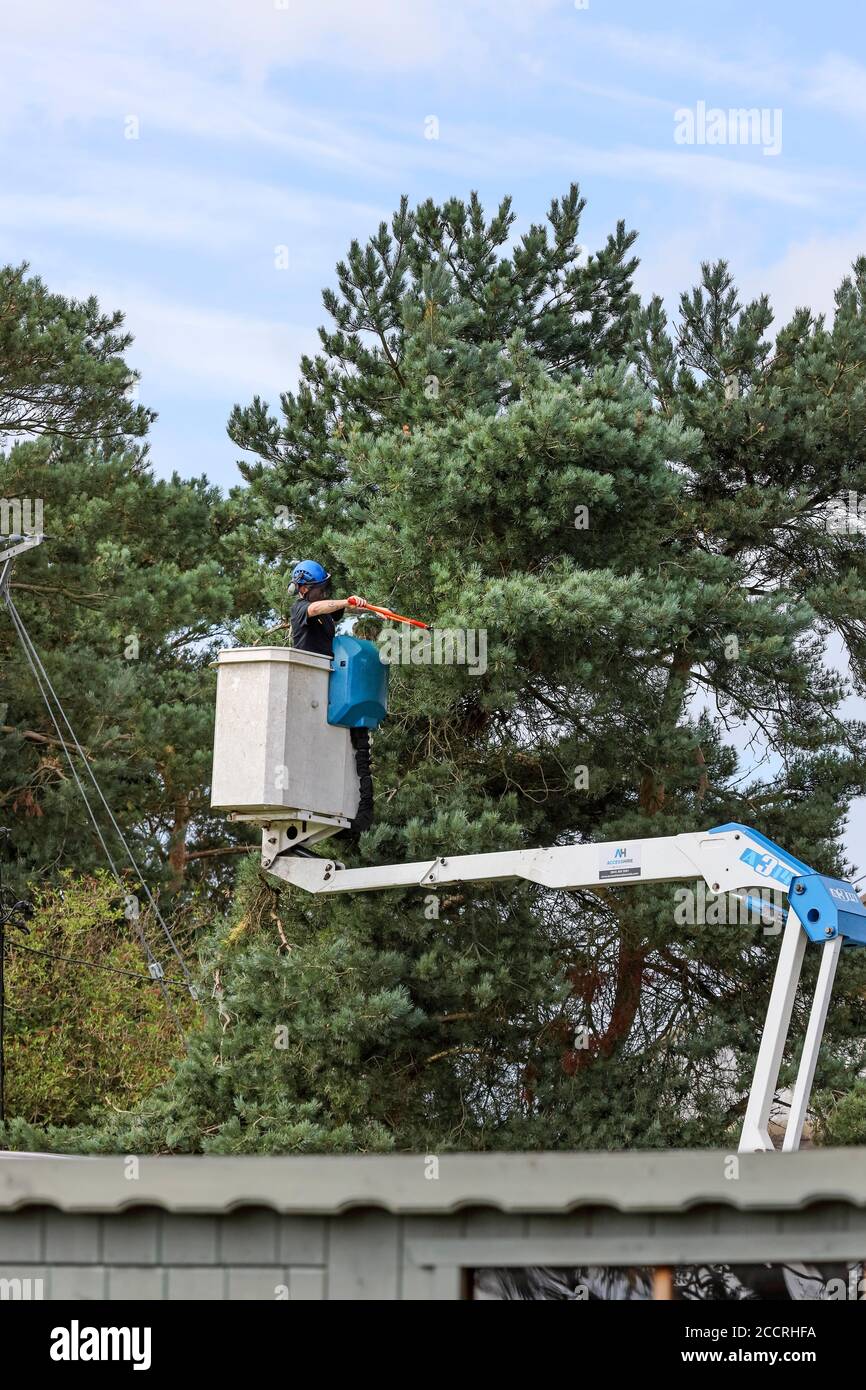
[1,1149,865,1215]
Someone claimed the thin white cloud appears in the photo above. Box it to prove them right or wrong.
[742,224,866,328]
[421,126,860,208]
[805,54,866,122]
[2,0,463,78]
[0,162,385,256]
[0,46,413,181]
[573,22,794,95]
[588,146,849,208]
[564,23,866,134]
[632,215,866,345]
[563,77,674,113]
[114,291,315,400]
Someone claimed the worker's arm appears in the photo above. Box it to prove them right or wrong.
[307,595,368,617]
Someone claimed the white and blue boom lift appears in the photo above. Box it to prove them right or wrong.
[209,636,866,1158]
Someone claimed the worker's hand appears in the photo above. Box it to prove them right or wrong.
[346,595,369,610]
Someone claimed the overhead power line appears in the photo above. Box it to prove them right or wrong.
[2,587,198,1037]
[7,938,192,991]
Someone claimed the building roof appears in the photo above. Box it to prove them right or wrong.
[1,1147,865,1215]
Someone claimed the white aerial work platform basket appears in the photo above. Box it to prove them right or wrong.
[210,646,360,853]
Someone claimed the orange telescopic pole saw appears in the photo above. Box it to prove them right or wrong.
[347,597,429,630]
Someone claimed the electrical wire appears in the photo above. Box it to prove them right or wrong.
[7,938,191,991]
[6,594,196,993]
[5,593,196,988]
[2,592,195,1035]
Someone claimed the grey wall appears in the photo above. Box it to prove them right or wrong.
[4,1201,866,1301]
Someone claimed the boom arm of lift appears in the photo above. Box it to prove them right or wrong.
[266,821,866,1155]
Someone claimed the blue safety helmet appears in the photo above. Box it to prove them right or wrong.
[291,559,330,588]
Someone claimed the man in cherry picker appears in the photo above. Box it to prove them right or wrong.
[288,560,367,658]
[288,559,375,833]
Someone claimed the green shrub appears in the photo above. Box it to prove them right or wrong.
[2,872,195,1126]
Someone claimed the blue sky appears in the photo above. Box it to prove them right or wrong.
[4,0,865,487]
[3,0,866,865]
